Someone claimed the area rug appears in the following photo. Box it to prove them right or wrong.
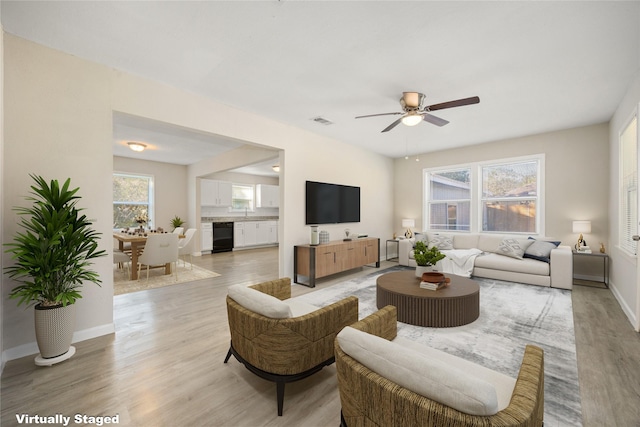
[293,266,582,426]
[113,263,220,295]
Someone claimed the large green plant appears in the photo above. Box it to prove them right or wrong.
[4,175,106,308]
[413,241,446,267]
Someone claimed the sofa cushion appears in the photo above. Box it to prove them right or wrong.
[414,232,429,246]
[453,234,479,250]
[337,326,500,416]
[284,299,321,317]
[477,234,506,253]
[228,284,292,318]
[496,238,535,259]
[524,238,561,263]
[474,253,550,275]
[428,234,454,250]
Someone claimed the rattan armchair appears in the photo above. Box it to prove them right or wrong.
[335,305,545,427]
[225,277,358,416]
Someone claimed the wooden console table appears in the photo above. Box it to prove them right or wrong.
[294,237,380,287]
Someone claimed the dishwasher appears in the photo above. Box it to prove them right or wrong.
[213,222,234,253]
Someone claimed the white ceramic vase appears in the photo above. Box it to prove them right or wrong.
[415,265,433,278]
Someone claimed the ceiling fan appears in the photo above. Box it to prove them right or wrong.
[355,92,480,133]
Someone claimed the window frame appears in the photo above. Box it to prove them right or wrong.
[113,172,155,229]
[619,112,638,256]
[230,183,255,212]
[423,154,545,235]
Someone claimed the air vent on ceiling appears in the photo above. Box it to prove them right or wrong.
[311,116,333,125]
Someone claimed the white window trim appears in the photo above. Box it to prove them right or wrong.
[618,110,638,257]
[423,154,545,236]
[229,183,256,213]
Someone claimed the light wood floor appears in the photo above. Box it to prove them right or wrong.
[2,247,639,426]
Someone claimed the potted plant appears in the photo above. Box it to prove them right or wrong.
[4,175,106,365]
[413,241,446,277]
[171,215,185,232]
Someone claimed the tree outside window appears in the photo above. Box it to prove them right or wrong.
[113,173,154,228]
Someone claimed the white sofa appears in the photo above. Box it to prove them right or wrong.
[399,233,573,290]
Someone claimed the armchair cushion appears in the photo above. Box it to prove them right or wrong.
[228,284,292,318]
[337,326,500,416]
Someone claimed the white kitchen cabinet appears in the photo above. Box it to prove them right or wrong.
[234,222,245,248]
[201,223,213,252]
[256,184,279,208]
[201,179,232,207]
[267,221,278,244]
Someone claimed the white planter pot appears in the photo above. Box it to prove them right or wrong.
[415,265,433,277]
[34,303,76,359]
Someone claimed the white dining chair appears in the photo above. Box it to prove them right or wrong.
[178,228,198,268]
[173,227,185,235]
[113,250,131,279]
[137,233,179,281]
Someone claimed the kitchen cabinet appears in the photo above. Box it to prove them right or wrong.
[256,184,279,208]
[233,220,278,248]
[201,179,232,207]
[201,223,213,252]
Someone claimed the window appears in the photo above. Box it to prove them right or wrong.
[424,156,543,234]
[113,173,154,228]
[426,169,471,231]
[620,115,638,255]
[231,184,254,211]
[481,161,538,233]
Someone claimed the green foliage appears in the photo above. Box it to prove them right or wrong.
[171,215,185,230]
[4,175,106,308]
[413,241,446,267]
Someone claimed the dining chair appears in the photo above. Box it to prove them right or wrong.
[178,228,198,268]
[137,233,179,281]
[173,227,185,235]
[113,250,131,279]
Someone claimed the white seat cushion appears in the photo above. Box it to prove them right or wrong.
[474,253,549,275]
[393,337,516,412]
[228,284,292,318]
[337,327,501,416]
[284,299,321,317]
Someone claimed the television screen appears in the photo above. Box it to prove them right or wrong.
[306,181,360,225]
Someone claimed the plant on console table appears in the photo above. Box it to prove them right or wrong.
[413,241,446,277]
[4,175,106,366]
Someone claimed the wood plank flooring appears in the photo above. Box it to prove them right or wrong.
[2,247,639,426]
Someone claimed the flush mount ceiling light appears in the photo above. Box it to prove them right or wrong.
[272,165,280,172]
[127,142,147,152]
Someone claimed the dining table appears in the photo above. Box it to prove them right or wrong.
[113,231,180,280]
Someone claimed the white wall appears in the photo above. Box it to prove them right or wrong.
[2,35,394,359]
[394,123,610,279]
[113,156,188,231]
[608,71,640,331]
[0,13,5,371]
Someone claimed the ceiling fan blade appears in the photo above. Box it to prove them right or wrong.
[355,112,402,119]
[426,96,480,112]
[381,117,403,133]
[422,113,449,127]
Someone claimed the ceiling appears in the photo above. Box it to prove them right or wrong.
[2,1,639,163]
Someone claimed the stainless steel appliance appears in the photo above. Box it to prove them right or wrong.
[213,222,234,253]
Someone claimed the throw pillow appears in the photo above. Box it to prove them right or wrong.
[497,238,534,259]
[428,235,454,250]
[524,238,561,263]
[413,232,429,247]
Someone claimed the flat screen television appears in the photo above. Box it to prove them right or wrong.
[305,180,361,225]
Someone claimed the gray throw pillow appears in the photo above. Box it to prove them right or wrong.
[524,239,561,263]
[497,238,534,259]
[428,235,454,250]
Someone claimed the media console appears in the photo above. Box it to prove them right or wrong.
[294,237,380,287]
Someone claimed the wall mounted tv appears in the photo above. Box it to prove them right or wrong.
[305,180,361,225]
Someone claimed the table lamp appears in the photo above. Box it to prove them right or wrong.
[402,219,415,239]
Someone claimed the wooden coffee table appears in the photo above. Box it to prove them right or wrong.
[376,270,480,327]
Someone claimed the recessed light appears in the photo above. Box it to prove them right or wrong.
[127,142,147,152]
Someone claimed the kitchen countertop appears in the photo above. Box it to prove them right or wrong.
[201,216,279,223]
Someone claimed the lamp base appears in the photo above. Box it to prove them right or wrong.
[405,229,413,239]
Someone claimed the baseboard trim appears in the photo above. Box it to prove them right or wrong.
[608,280,639,332]
[2,322,115,362]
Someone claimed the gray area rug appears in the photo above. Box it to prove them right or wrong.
[293,266,582,426]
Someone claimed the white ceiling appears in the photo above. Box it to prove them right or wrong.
[2,1,639,162]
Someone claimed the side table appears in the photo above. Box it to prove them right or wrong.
[385,239,399,261]
[572,250,609,288]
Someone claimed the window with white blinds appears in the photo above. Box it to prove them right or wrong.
[620,115,638,255]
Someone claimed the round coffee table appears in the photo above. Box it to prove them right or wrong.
[376,270,480,327]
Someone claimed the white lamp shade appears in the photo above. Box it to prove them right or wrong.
[572,220,591,234]
[402,219,415,228]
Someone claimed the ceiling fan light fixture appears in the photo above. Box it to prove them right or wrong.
[127,142,147,152]
[401,114,423,127]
